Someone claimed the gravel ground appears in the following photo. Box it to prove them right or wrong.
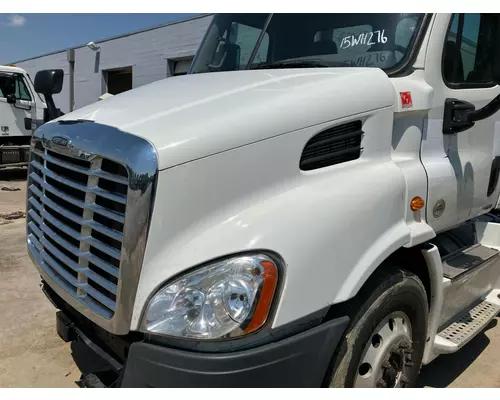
[0,167,499,388]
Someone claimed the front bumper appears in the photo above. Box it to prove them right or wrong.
[122,316,349,388]
[55,308,349,388]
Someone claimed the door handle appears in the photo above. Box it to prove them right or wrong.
[443,98,476,134]
[24,118,33,131]
[487,156,500,197]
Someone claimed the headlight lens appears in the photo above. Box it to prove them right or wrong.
[141,254,279,339]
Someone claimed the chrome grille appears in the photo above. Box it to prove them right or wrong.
[27,121,157,335]
[27,143,129,319]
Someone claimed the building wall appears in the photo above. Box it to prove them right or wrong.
[16,15,212,114]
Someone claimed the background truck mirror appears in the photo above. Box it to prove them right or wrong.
[6,94,16,104]
[34,69,64,121]
[34,69,63,95]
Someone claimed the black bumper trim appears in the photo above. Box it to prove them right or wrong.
[56,311,123,373]
[121,316,349,388]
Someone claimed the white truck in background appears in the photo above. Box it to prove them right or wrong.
[27,13,500,388]
[0,65,63,168]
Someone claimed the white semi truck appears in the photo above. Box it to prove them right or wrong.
[27,13,500,388]
[0,65,63,168]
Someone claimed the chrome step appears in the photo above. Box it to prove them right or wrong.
[434,292,500,354]
[441,244,499,280]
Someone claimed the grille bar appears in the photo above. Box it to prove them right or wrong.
[37,197,123,243]
[27,221,43,242]
[29,187,122,259]
[28,235,114,319]
[29,214,119,279]
[32,149,128,185]
[31,159,127,204]
[41,250,85,288]
[29,173,125,224]
[27,145,128,318]
[39,234,117,295]
[85,285,117,311]
[30,196,120,273]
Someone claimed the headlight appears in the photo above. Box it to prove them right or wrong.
[141,254,280,339]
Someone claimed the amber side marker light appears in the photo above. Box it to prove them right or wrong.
[410,196,425,211]
[244,260,278,334]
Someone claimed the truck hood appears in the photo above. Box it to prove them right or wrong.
[57,68,395,170]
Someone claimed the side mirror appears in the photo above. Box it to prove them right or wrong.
[207,41,241,71]
[34,69,64,121]
[34,69,63,95]
[6,94,16,104]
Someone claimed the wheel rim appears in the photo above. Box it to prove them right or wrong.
[354,311,413,388]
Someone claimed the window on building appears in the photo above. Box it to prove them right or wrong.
[167,56,194,77]
[173,58,193,76]
[443,13,498,86]
[103,66,133,95]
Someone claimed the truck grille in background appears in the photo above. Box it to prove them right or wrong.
[26,142,128,319]
[300,120,363,171]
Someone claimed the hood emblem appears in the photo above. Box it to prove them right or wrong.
[51,135,72,148]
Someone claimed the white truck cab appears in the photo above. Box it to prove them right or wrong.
[0,65,62,168]
[27,13,500,388]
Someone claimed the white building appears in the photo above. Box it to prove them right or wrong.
[12,14,213,114]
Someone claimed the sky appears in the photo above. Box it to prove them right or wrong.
[0,13,200,64]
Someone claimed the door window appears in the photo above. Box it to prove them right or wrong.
[15,76,31,101]
[443,13,498,87]
[0,74,31,101]
[0,75,15,99]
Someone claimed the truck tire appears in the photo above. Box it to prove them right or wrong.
[327,268,428,388]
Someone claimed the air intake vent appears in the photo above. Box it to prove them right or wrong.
[300,121,363,171]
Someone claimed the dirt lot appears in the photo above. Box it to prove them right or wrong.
[0,167,499,388]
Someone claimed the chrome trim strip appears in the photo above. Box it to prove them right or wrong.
[27,121,158,335]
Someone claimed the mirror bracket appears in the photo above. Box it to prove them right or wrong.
[443,93,500,135]
[468,93,500,122]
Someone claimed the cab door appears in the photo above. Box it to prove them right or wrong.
[421,13,500,233]
[0,73,36,139]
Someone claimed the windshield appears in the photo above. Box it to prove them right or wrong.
[191,13,425,74]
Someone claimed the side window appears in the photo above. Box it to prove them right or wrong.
[443,13,497,86]
[395,16,419,61]
[15,76,31,101]
[0,76,14,99]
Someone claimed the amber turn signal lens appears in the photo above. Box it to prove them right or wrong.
[244,260,278,334]
[410,196,425,211]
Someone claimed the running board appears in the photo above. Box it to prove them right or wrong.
[434,290,500,354]
[441,243,499,280]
